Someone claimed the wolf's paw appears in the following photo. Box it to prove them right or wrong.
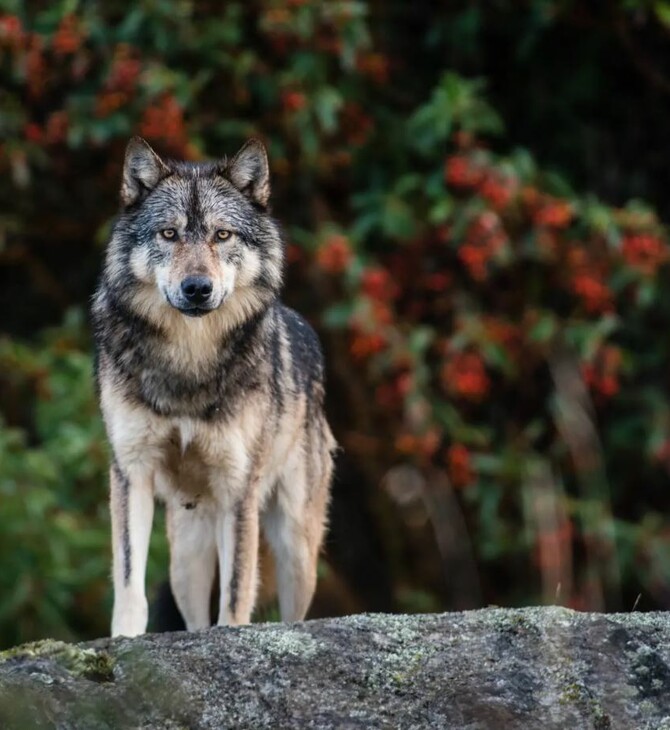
[111,595,148,637]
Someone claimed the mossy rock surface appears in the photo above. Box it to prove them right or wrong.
[1,607,670,729]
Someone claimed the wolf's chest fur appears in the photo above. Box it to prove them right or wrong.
[96,299,324,506]
[98,295,270,422]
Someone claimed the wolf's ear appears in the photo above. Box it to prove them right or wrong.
[226,139,270,208]
[121,137,169,207]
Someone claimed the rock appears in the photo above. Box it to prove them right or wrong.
[1,607,670,729]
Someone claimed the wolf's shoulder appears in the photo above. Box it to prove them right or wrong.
[272,303,325,385]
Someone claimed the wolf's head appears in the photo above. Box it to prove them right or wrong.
[104,137,284,323]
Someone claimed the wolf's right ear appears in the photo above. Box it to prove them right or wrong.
[121,137,169,207]
[226,139,271,208]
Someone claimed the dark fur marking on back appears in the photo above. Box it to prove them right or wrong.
[270,310,285,413]
[280,306,324,399]
[112,458,132,586]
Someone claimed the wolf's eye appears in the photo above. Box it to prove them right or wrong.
[161,228,177,240]
[215,229,232,241]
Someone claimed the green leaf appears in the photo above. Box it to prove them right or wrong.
[528,312,557,344]
[313,87,343,134]
[322,302,354,329]
[655,1,670,27]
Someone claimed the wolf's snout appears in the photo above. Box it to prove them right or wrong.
[181,276,213,305]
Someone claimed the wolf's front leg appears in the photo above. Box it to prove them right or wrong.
[216,489,259,625]
[166,500,217,630]
[110,461,155,637]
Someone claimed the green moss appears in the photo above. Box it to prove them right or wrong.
[559,682,582,704]
[558,679,611,728]
[0,639,114,682]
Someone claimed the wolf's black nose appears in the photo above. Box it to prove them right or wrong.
[181,276,213,305]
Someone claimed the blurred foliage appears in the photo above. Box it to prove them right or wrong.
[2,0,670,647]
[0,311,168,647]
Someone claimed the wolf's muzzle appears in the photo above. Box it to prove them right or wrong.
[181,276,213,306]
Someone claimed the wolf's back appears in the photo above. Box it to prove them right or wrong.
[275,304,325,397]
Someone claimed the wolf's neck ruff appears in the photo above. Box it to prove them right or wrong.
[95,284,273,421]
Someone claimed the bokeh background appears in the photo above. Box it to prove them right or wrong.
[2,0,670,649]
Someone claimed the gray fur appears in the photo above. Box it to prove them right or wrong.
[92,137,335,636]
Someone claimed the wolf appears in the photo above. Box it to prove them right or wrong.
[92,136,335,637]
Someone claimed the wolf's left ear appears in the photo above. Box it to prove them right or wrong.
[226,139,270,208]
[121,137,170,207]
